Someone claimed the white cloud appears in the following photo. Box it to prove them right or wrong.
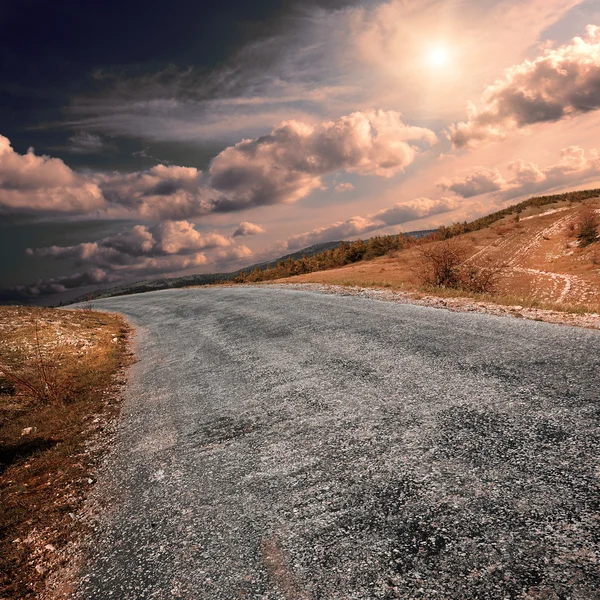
[436,146,600,199]
[448,25,600,148]
[0,110,436,219]
[437,167,506,197]
[334,182,355,193]
[207,110,437,212]
[0,135,105,214]
[232,222,266,237]
[285,196,457,249]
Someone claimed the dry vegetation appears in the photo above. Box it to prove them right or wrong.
[257,194,600,316]
[0,306,132,599]
[415,240,504,294]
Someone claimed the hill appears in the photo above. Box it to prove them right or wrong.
[273,190,600,313]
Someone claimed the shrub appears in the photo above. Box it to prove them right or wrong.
[458,260,503,294]
[417,240,503,294]
[417,240,468,288]
[577,210,599,247]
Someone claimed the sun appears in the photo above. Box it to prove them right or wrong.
[427,46,450,68]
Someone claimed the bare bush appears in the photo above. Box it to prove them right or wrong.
[417,240,503,294]
[458,259,504,294]
[577,210,599,247]
[417,240,468,288]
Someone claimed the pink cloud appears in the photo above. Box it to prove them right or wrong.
[208,110,437,213]
[437,146,600,199]
[24,221,250,294]
[438,168,506,197]
[448,25,600,148]
[0,110,436,219]
[232,222,266,237]
[285,196,457,249]
[0,135,105,214]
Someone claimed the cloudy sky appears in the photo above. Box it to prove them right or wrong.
[2,0,600,302]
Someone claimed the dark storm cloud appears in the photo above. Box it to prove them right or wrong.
[0,0,360,154]
[0,269,116,302]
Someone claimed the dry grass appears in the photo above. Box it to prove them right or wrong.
[0,306,132,599]
[272,200,600,316]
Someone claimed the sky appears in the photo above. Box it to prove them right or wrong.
[2,0,600,303]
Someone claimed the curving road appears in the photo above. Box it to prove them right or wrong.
[77,286,600,599]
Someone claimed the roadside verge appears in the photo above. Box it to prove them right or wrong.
[263,283,600,330]
[0,306,133,599]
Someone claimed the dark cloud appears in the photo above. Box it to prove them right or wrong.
[0,269,117,303]
[66,132,109,154]
[0,111,436,218]
[5,220,252,299]
[448,25,600,148]
[437,168,505,197]
[98,164,213,219]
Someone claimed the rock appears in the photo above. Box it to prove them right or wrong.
[21,427,34,436]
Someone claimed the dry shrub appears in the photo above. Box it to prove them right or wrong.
[577,209,599,247]
[0,322,74,405]
[417,240,503,294]
[418,240,467,289]
[458,258,504,294]
[493,224,514,236]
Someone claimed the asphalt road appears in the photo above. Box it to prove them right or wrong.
[77,286,600,600]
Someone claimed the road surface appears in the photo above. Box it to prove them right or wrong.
[77,286,600,599]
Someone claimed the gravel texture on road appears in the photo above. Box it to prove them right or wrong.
[77,286,600,600]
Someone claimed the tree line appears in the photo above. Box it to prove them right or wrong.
[233,234,422,282]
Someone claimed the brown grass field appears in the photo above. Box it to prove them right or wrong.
[275,199,600,314]
[0,307,132,599]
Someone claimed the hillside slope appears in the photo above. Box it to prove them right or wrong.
[277,199,600,311]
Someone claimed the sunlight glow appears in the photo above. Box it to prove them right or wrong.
[428,46,450,68]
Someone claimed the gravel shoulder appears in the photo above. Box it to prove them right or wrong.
[77,286,600,600]
[263,282,600,330]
